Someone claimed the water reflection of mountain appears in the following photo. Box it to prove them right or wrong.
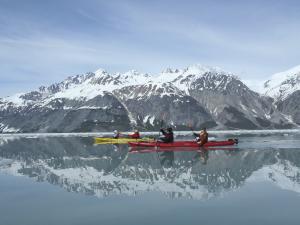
[0,137,300,200]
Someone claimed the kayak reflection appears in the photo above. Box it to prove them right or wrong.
[197,149,209,165]
[130,147,240,168]
[159,151,174,167]
[129,146,237,153]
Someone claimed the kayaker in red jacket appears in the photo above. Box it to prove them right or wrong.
[159,127,174,143]
[128,130,140,139]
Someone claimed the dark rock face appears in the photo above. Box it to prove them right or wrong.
[114,83,216,130]
[276,90,300,125]
[219,106,258,129]
[187,72,292,129]
[0,94,131,132]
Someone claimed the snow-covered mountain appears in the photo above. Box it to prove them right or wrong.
[264,65,300,125]
[0,64,295,133]
[264,65,300,101]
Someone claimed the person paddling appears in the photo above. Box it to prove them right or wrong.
[128,129,140,139]
[158,127,174,143]
[113,130,121,139]
[194,127,208,146]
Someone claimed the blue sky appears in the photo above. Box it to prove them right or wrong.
[1,0,300,96]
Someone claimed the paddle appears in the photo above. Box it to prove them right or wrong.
[156,119,164,143]
[117,131,127,138]
[187,123,203,147]
[187,122,197,138]
[154,118,165,171]
[157,112,166,141]
[159,119,164,134]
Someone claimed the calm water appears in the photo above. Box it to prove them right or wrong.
[1,131,300,225]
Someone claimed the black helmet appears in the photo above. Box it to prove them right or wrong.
[167,127,173,132]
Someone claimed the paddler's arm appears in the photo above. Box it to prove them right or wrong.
[197,140,205,147]
[118,132,128,138]
[160,128,166,135]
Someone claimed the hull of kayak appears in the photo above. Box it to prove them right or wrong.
[94,137,153,144]
[128,139,237,148]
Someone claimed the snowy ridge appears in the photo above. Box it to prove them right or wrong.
[0,64,236,108]
[156,64,235,94]
[116,82,187,101]
[43,69,150,105]
[0,69,151,108]
[113,64,238,101]
[264,65,300,101]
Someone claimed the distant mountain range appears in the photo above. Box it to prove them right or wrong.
[0,64,299,133]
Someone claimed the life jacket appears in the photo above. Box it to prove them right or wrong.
[129,132,140,139]
[200,131,208,143]
[164,131,174,142]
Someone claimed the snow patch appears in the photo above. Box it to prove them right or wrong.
[240,104,247,111]
[264,65,300,101]
[265,114,271,119]
[0,123,20,133]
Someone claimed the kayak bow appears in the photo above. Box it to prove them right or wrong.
[94,137,154,144]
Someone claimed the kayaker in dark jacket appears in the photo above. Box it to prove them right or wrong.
[159,127,174,143]
[113,130,121,139]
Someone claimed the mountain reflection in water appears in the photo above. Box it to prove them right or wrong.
[1,133,300,200]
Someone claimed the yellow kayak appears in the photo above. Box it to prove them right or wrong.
[94,137,154,144]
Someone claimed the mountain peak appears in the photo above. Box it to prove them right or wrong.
[93,69,109,80]
[264,65,300,88]
[264,65,300,100]
[94,68,107,75]
[161,68,181,74]
[185,64,229,76]
[123,69,142,77]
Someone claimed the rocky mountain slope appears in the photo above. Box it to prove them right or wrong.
[264,65,300,125]
[0,64,296,133]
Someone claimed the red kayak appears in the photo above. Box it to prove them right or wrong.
[128,139,238,148]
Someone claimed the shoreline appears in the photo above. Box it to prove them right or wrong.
[1,129,300,137]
